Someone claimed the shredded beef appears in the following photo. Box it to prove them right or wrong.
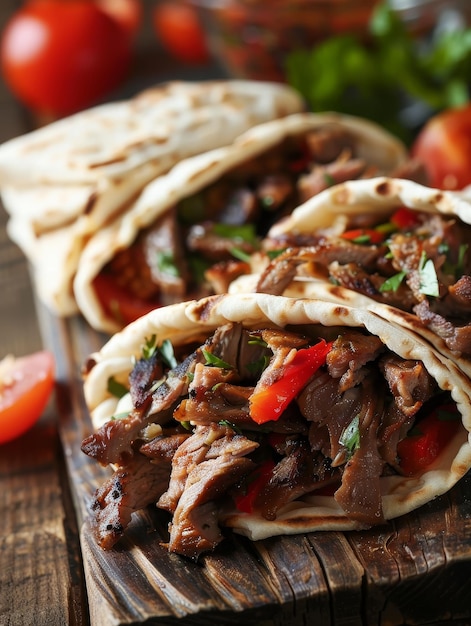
[83,322,453,557]
[160,424,258,558]
[90,451,174,550]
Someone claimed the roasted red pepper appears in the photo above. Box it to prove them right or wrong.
[397,403,461,476]
[390,206,421,230]
[233,458,276,514]
[341,228,385,244]
[249,339,332,424]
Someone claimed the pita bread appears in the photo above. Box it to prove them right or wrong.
[82,293,471,547]
[74,112,409,333]
[1,80,305,315]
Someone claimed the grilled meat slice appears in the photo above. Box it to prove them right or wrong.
[89,451,175,550]
[82,352,198,465]
[143,207,190,305]
[161,424,258,558]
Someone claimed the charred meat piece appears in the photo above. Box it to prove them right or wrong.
[82,351,199,465]
[161,424,258,559]
[89,451,175,550]
[248,439,337,520]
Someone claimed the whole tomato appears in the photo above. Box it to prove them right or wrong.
[411,104,471,191]
[96,0,142,40]
[152,2,210,65]
[0,0,133,117]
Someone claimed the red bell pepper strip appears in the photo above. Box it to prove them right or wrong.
[233,458,276,514]
[397,403,461,476]
[341,228,385,245]
[390,206,421,230]
[249,339,332,425]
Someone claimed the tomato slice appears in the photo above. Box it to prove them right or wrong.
[0,351,55,444]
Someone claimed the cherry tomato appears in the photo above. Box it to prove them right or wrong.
[92,274,158,327]
[152,2,210,65]
[0,0,132,117]
[0,351,55,444]
[411,104,471,191]
[96,0,142,39]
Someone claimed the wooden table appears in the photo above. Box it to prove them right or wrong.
[1,3,471,625]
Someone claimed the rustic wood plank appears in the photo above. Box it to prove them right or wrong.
[0,414,88,626]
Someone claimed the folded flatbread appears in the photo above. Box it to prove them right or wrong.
[73,112,414,333]
[81,292,471,559]
[241,177,471,364]
[1,79,305,314]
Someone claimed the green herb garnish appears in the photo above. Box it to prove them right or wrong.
[156,251,180,277]
[159,338,178,369]
[418,251,439,297]
[379,270,408,293]
[142,334,158,359]
[212,222,258,246]
[285,2,471,142]
[339,415,360,459]
[202,349,233,370]
[107,376,129,399]
[218,419,243,434]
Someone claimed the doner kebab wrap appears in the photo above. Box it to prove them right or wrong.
[73,112,420,334]
[1,79,305,315]
[233,177,471,366]
[81,293,471,559]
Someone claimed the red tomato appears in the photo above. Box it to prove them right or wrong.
[152,2,210,65]
[411,105,471,191]
[92,273,158,327]
[0,0,132,117]
[96,0,142,39]
[0,351,55,444]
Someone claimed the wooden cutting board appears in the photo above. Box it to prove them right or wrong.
[37,305,471,626]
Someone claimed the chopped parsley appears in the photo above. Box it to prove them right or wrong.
[339,415,360,459]
[202,349,233,369]
[156,251,180,277]
[418,251,439,297]
[379,270,408,293]
[107,376,129,399]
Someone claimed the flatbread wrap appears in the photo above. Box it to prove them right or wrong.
[73,112,418,333]
[1,79,305,315]
[236,177,471,362]
[81,293,471,559]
